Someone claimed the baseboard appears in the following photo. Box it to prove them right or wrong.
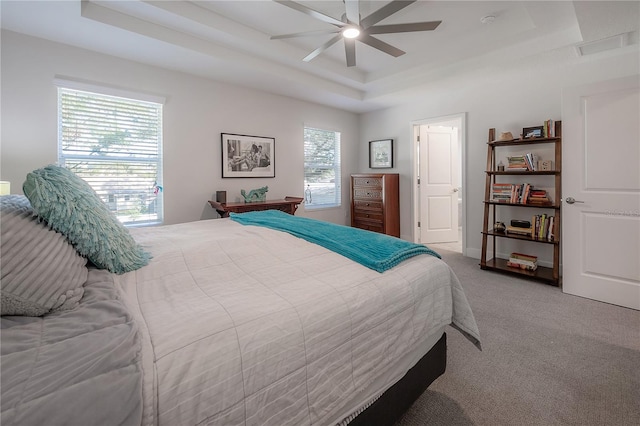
[465,248,481,259]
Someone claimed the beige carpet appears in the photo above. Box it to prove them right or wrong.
[395,249,640,426]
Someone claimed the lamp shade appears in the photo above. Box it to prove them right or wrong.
[0,181,10,195]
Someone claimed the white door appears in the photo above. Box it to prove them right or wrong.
[418,124,460,244]
[561,75,640,310]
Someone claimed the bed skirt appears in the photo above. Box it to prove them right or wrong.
[349,332,447,426]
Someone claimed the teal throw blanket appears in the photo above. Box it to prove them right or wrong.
[230,210,440,273]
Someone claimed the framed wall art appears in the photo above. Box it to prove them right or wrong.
[222,133,275,178]
[369,139,393,169]
[522,126,544,139]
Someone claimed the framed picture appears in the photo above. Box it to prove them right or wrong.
[222,133,275,178]
[522,126,544,139]
[369,139,393,168]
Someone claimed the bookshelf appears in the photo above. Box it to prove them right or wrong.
[480,121,562,286]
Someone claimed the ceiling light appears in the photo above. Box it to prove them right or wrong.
[342,27,360,39]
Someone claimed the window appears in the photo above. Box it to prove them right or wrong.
[57,84,163,225]
[304,127,341,209]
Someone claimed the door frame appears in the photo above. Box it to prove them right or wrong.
[411,112,467,255]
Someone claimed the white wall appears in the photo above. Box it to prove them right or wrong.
[3,29,638,262]
[0,30,359,226]
[359,46,640,260]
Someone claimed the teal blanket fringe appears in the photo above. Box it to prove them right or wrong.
[230,210,440,273]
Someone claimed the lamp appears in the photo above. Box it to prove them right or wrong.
[0,181,10,195]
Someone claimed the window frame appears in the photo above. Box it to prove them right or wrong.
[55,78,165,226]
[303,126,342,210]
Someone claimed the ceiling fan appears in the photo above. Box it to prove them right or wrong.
[270,0,442,67]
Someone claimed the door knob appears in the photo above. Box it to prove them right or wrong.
[564,197,584,204]
[453,188,459,192]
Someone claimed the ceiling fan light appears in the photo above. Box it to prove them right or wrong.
[343,27,360,39]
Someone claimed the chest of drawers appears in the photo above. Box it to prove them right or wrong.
[350,173,400,237]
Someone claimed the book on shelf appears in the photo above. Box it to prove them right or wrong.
[507,260,538,271]
[544,120,555,138]
[547,216,555,240]
[531,214,555,240]
[528,197,552,205]
[506,225,532,236]
[491,183,513,202]
[511,252,538,262]
[507,155,527,171]
[527,189,551,205]
[506,153,538,171]
[491,183,551,205]
[508,252,538,271]
[524,153,538,171]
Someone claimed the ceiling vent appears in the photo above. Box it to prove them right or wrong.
[575,33,629,56]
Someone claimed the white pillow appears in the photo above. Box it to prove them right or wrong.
[1,195,87,316]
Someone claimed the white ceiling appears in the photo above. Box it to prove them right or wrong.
[1,1,639,113]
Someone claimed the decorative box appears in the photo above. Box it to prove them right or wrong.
[539,160,553,171]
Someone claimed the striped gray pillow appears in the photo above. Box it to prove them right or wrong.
[1,195,87,316]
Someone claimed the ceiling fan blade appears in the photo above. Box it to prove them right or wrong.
[344,38,356,67]
[344,0,360,25]
[360,0,416,29]
[368,21,442,34]
[359,34,405,57]
[271,29,341,40]
[303,34,343,62]
[274,0,344,27]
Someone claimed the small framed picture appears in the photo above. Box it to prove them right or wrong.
[222,133,275,178]
[369,139,393,168]
[522,126,544,139]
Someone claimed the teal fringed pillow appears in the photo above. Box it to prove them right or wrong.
[23,165,151,274]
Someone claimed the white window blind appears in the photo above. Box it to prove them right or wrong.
[58,87,163,225]
[303,127,341,208]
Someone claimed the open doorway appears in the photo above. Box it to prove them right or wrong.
[412,113,465,254]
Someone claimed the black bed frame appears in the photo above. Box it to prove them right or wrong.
[348,332,447,426]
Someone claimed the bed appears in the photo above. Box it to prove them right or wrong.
[1,180,480,426]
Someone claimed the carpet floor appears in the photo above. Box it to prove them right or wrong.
[395,249,640,426]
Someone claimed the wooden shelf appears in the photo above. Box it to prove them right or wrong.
[488,137,560,147]
[480,122,562,287]
[487,171,560,176]
[485,201,560,210]
[480,258,559,286]
[482,230,559,245]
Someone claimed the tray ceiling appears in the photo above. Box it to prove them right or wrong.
[1,1,638,112]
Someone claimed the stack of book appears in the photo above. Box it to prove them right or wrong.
[528,189,552,205]
[506,155,528,171]
[506,153,538,171]
[506,219,532,236]
[507,252,538,271]
[491,183,514,202]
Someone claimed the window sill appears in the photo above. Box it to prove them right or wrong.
[304,204,341,211]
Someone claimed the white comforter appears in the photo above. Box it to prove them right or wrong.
[117,218,480,426]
